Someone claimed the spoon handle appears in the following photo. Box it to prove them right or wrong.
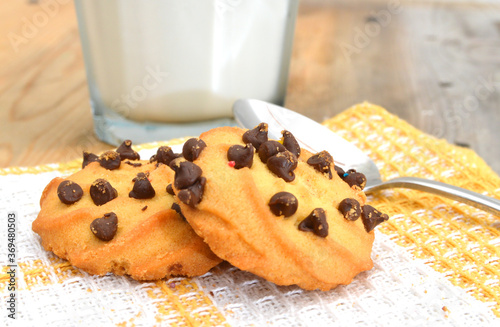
[364,177,500,216]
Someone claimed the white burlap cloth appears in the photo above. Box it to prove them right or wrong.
[0,169,498,326]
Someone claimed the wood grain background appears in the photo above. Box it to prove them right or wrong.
[1,0,499,173]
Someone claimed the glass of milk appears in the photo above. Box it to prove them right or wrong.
[74,0,300,145]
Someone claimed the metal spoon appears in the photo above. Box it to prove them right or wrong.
[233,99,500,216]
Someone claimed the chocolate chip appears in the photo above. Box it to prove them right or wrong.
[116,140,140,161]
[227,144,255,169]
[171,203,186,221]
[125,161,142,167]
[267,151,298,182]
[182,138,207,162]
[90,179,118,206]
[282,130,301,158]
[170,160,203,190]
[142,205,148,211]
[268,192,298,217]
[151,146,181,166]
[57,180,84,205]
[258,140,286,163]
[334,165,345,178]
[169,159,206,207]
[99,151,121,170]
[90,212,118,241]
[129,172,156,199]
[361,205,389,232]
[307,151,334,179]
[338,198,361,221]
[82,151,99,169]
[166,183,175,195]
[342,169,367,189]
[298,208,329,238]
[242,123,268,149]
[177,177,206,208]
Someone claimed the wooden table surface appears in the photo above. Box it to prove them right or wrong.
[1,0,499,173]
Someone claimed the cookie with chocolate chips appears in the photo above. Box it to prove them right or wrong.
[171,126,385,291]
[33,147,221,281]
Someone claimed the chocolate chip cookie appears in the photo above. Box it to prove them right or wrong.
[33,141,221,280]
[170,127,388,291]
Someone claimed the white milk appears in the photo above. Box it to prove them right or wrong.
[75,0,299,123]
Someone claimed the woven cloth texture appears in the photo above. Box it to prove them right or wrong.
[0,102,499,326]
[323,102,500,317]
[0,171,228,326]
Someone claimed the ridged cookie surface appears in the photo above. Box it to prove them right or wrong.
[172,126,387,291]
[33,144,221,280]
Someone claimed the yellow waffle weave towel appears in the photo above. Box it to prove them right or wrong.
[1,102,499,323]
[323,102,500,316]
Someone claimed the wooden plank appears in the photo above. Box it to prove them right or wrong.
[286,0,500,173]
[0,0,498,174]
[0,0,112,168]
